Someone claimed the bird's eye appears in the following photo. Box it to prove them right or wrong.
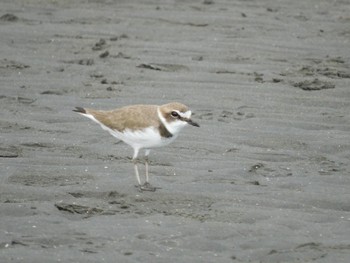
[171,111,179,118]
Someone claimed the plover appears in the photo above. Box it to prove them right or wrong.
[73,102,199,191]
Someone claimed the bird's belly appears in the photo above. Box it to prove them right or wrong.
[110,127,176,149]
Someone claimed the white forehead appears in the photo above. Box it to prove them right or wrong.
[177,110,192,119]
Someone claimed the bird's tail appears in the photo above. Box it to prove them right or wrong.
[73,107,86,114]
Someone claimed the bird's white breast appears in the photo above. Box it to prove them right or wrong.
[119,127,177,149]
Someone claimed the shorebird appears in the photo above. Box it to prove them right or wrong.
[73,102,199,191]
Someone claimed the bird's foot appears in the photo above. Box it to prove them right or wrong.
[136,182,160,192]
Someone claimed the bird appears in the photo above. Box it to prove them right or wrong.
[73,102,199,191]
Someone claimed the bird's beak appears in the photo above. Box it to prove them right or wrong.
[186,118,200,127]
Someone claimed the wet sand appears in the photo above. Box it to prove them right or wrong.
[1,0,350,262]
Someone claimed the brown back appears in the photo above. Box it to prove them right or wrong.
[86,104,160,132]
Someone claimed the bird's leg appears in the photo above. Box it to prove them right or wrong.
[134,158,154,192]
[145,155,150,184]
[141,156,156,191]
[133,149,157,192]
[133,158,142,187]
[132,148,144,191]
[139,150,158,192]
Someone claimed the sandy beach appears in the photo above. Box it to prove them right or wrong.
[1,0,350,262]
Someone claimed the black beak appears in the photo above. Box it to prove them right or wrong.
[186,118,200,127]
